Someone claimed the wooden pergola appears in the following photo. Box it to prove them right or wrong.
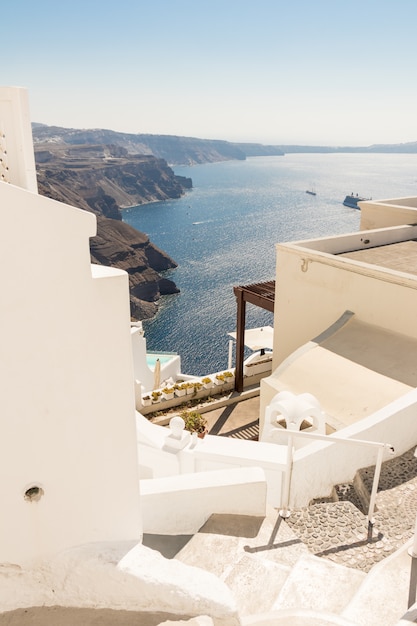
[233,280,276,392]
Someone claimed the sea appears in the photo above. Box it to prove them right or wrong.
[123,153,417,376]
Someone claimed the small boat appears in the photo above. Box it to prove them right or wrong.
[343,193,371,209]
[306,188,316,196]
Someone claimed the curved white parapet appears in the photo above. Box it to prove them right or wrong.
[262,391,326,447]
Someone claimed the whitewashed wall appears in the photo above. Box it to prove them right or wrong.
[0,182,141,565]
[140,467,267,534]
[289,389,417,507]
[0,87,37,192]
[137,412,286,509]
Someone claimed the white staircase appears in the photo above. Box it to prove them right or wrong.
[144,505,416,626]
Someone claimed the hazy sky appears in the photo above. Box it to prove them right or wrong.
[4,0,417,146]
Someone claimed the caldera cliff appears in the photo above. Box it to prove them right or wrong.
[35,142,191,320]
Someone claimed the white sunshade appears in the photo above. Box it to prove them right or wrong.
[228,325,274,351]
[153,358,161,390]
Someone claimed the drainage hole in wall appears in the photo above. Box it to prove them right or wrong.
[24,486,44,502]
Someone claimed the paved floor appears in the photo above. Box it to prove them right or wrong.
[150,388,262,439]
[205,394,260,439]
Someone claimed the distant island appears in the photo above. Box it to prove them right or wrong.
[275,142,417,154]
[32,123,417,320]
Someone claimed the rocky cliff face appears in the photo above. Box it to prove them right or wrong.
[90,217,179,320]
[35,142,190,320]
[35,143,192,215]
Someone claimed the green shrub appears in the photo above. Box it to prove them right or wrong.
[180,410,207,434]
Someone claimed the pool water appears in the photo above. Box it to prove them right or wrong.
[146,352,177,369]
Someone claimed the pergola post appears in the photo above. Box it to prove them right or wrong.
[234,287,246,392]
[232,281,275,393]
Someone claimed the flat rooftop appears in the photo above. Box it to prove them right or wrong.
[338,240,417,276]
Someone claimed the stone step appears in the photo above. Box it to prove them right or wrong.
[145,501,414,624]
[271,553,366,615]
[174,507,310,616]
[173,506,367,619]
[341,539,413,626]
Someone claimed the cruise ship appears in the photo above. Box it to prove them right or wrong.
[343,193,371,208]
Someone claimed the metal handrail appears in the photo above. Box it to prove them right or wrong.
[277,429,394,527]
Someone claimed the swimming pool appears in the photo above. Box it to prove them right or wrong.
[146,352,178,369]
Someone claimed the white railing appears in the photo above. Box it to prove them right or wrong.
[278,429,394,533]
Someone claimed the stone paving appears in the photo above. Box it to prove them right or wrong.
[285,447,417,573]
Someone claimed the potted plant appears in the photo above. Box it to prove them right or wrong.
[142,395,152,407]
[202,376,213,390]
[162,387,175,400]
[186,382,195,395]
[192,381,203,394]
[223,371,235,384]
[174,383,187,397]
[214,373,225,386]
[151,390,162,403]
[180,410,208,438]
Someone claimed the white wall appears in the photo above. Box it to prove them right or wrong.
[136,412,286,508]
[0,87,37,192]
[0,183,141,565]
[137,386,417,518]
[289,389,417,507]
[140,467,267,534]
[131,326,155,392]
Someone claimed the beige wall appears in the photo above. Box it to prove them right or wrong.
[272,242,417,368]
[360,197,417,230]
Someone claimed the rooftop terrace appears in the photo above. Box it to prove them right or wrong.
[339,239,417,275]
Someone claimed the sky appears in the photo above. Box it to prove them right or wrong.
[3,0,417,146]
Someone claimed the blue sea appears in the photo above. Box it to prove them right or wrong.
[123,153,417,376]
